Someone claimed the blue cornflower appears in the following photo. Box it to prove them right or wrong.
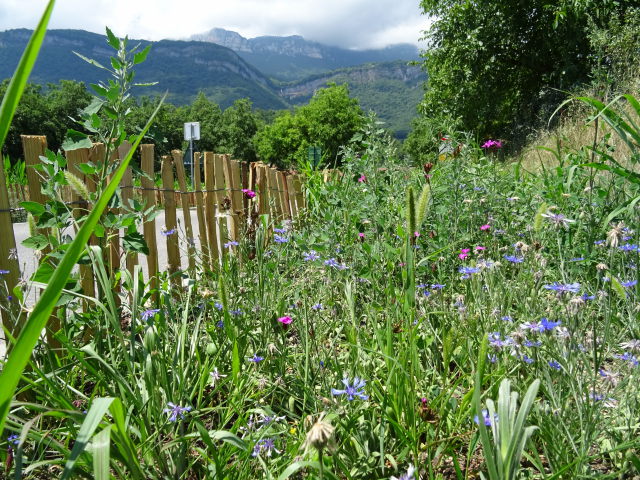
[522,355,534,364]
[7,434,19,446]
[501,315,513,322]
[524,339,542,347]
[141,308,160,321]
[331,376,369,401]
[312,303,324,310]
[544,282,581,294]
[230,309,243,316]
[520,320,544,332]
[303,250,320,261]
[504,255,524,263]
[423,290,431,297]
[569,257,585,262]
[214,302,223,310]
[540,318,561,331]
[163,403,191,422]
[274,234,289,243]
[614,353,639,366]
[0,270,9,275]
[459,266,480,279]
[488,332,513,349]
[216,320,224,328]
[548,360,562,370]
[161,228,176,236]
[431,283,446,290]
[273,227,287,234]
[581,294,596,301]
[248,354,264,363]
[621,280,637,288]
[324,258,340,268]
[252,438,280,457]
[618,243,639,252]
[224,241,239,248]
[391,465,416,480]
[473,409,497,426]
[594,239,605,245]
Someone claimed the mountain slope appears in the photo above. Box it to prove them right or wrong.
[190,28,420,81]
[279,61,426,138]
[0,29,288,109]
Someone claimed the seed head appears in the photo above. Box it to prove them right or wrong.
[303,413,336,452]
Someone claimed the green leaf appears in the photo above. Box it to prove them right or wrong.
[73,51,108,71]
[19,201,45,216]
[209,430,247,451]
[77,163,98,175]
[61,397,114,480]
[0,0,55,153]
[91,424,111,480]
[133,44,152,65]
[0,92,168,436]
[105,26,120,50]
[62,129,93,152]
[21,234,49,250]
[123,231,149,255]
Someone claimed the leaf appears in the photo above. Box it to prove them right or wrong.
[73,51,108,71]
[91,424,111,480]
[105,27,120,50]
[133,44,152,65]
[0,0,55,153]
[62,129,93,152]
[21,234,49,250]
[19,201,45,216]
[61,397,114,480]
[209,430,247,451]
[123,231,149,255]
[0,92,168,436]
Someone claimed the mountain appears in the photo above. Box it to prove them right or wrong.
[280,61,425,138]
[190,28,420,82]
[0,29,288,109]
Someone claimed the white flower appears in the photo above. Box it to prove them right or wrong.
[210,368,227,386]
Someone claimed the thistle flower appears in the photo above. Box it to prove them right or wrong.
[242,188,256,198]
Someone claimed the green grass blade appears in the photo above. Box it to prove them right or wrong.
[0,93,166,436]
[61,398,114,480]
[91,424,112,480]
[0,0,55,151]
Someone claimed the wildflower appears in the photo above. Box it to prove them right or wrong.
[544,282,581,294]
[164,402,191,422]
[224,241,239,248]
[391,465,416,480]
[522,355,534,364]
[555,327,571,340]
[242,188,256,198]
[524,339,542,347]
[0,269,9,275]
[248,354,264,363]
[459,266,480,279]
[599,368,621,386]
[548,360,562,370]
[504,255,524,263]
[252,438,280,457]
[8,434,19,446]
[488,332,513,349]
[7,248,18,260]
[303,413,336,452]
[618,243,639,252]
[161,227,176,236]
[312,303,324,310]
[521,320,544,332]
[540,318,561,331]
[459,248,471,260]
[230,308,243,316]
[480,224,491,231]
[431,283,446,290]
[501,315,513,322]
[581,293,596,301]
[303,250,320,261]
[541,212,574,229]
[621,280,637,288]
[481,139,502,149]
[141,308,160,321]
[357,174,367,183]
[216,320,224,328]
[274,234,288,243]
[620,339,640,352]
[594,239,605,246]
[210,368,227,385]
[506,196,520,202]
[214,301,223,310]
[358,232,365,241]
[614,352,639,366]
[324,258,340,268]
[331,377,369,401]
[607,222,625,248]
[473,409,497,426]
[277,315,293,325]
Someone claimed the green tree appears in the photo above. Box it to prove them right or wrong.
[220,98,260,162]
[418,0,634,143]
[187,91,223,153]
[255,84,364,169]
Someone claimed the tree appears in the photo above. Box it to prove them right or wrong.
[187,92,223,153]
[220,98,261,162]
[255,84,364,169]
[418,0,634,144]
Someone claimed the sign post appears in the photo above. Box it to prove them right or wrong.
[183,122,201,182]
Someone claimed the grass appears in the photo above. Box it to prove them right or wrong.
[1,119,640,478]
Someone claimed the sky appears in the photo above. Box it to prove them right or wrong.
[0,0,429,50]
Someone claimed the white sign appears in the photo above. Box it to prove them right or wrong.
[184,122,201,141]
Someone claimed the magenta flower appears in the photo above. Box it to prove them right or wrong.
[242,189,256,199]
[358,174,367,183]
[481,140,502,149]
[475,246,486,251]
[277,316,293,325]
[480,224,491,231]
[459,248,471,260]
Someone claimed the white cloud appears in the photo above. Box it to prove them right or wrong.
[0,0,428,49]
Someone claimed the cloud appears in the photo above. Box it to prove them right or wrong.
[0,0,427,49]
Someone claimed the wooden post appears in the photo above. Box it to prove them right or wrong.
[268,167,283,222]
[213,154,229,250]
[193,152,210,266]
[140,145,159,299]
[277,171,291,220]
[256,164,268,217]
[222,155,242,242]
[161,156,180,285]
[204,153,219,265]
[121,165,138,279]
[0,165,23,338]
[65,147,95,310]
[172,150,196,274]
[286,174,299,219]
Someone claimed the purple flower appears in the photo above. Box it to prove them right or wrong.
[581,294,596,301]
[216,320,224,328]
[248,354,264,363]
[303,250,320,261]
[7,434,19,446]
[141,308,160,321]
[242,189,256,199]
[524,339,542,347]
[522,355,534,364]
[312,303,324,310]
[594,240,605,245]
[488,332,513,349]
[391,465,416,480]
[618,243,639,252]
[540,318,561,331]
[521,320,544,332]
[614,352,639,366]
[161,227,177,236]
[214,302,223,311]
[274,234,289,244]
[474,409,497,426]
[459,266,480,279]
[0,269,9,275]
[224,241,239,248]
[544,282,581,294]
[331,376,369,401]
[163,402,191,422]
[504,255,524,264]
[548,360,562,370]
[501,315,513,322]
[621,280,637,288]
[324,258,340,268]
[274,227,287,234]
[252,438,280,457]
[431,283,446,290]
[481,139,502,149]
[230,309,243,316]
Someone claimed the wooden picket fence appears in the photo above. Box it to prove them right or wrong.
[0,135,307,334]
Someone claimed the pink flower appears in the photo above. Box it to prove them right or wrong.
[481,140,503,149]
[242,189,256,199]
[358,174,367,183]
[414,232,420,238]
[480,224,491,231]
[475,246,486,251]
[358,232,365,242]
[277,316,293,325]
